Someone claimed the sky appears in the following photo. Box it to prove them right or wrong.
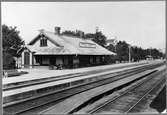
[2,1,165,52]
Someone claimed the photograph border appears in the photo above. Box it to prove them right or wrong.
[0,1,166,115]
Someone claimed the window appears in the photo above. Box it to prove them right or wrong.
[40,38,47,47]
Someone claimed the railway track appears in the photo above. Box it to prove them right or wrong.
[86,66,165,114]
[126,79,165,113]
[3,63,164,115]
[3,63,161,104]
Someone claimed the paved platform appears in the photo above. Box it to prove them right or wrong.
[3,61,150,85]
[3,62,150,97]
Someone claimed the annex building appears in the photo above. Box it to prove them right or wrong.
[19,27,116,69]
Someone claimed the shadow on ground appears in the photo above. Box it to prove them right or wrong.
[150,86,166,113]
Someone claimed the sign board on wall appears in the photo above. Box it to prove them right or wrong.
[79,42,96,48]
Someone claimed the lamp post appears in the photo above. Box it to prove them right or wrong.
[149,47,152,60]
[128,45,131,63]
[114,37,117,53]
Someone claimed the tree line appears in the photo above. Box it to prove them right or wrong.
[62,29,106,47]
[106,41,164,63]
[62,29,165,63]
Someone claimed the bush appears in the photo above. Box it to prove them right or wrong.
[104,55,116,64]
[3,52,16,69]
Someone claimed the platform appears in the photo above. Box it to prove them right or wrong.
[3,60,163,104]
[3,62,151,98]
[3,61,149,85]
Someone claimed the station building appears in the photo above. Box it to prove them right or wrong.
[19,27,116,69]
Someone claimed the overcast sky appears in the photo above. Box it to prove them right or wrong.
[2,1,165,52]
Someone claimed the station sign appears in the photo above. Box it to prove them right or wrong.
[79,42,96,48]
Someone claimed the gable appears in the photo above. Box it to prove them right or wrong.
[29,33,62,48]
[32,37,56,47]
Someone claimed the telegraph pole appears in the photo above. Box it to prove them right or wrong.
[150,47,152,60]
[129,45,131,63]
[114,37,117,53]
[150,47,152,56]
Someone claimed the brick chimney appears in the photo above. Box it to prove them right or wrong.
[54,27,61,35]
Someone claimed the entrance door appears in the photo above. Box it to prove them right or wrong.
[24,52,30,67]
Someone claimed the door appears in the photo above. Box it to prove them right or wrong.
[24,52,30,67]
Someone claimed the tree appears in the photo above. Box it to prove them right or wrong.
[131,46,145,61]
[85,31,107,47]
[2,24,24,69]
[3,52,16,69]
[149,48,163,59]
[2,25,24,56]
[93,31,107,47]
[62,30,85,38]
[62,30,77,37]
[106,44,116,53]
[115,41,129,61]
[62,28,107,47]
